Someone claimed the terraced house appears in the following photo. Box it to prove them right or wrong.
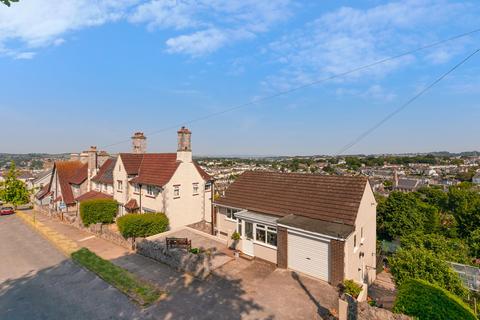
[113,128,214,229]
[214,171,377,286]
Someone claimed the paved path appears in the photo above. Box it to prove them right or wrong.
[0,215,150,320]
[368,271,397,310]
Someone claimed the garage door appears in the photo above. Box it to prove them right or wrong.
[288,231,330,281]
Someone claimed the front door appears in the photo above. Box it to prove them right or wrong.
[242,221,254,256]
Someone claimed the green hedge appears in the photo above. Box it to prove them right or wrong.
[80,199,118,226]
[393,279,476,320]
[117,213,169,238]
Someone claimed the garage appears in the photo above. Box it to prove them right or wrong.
[287,231,330,282]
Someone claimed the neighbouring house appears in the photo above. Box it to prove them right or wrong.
[32,169,52,192]
[214,171,377,286]
[113,128,214,230]
[393,171,424,192]
[39,147,113,212]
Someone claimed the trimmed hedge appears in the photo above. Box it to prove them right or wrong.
[80,199,118,226]
[117,213,169,238]
[393,279,477,320]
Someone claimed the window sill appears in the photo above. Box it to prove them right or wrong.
[145,194,155,198]
[173,196,180,199]
[192,193,199,196]
[252,240,277,250]
[117,191,122,193]
[225,218,237,223]
[353,246,359,253]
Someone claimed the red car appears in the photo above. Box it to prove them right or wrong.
[0,206,15,215]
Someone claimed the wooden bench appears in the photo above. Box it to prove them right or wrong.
[166,237,192,250]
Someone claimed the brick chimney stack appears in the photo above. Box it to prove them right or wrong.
[177,126,192,163]
[132,132,147,154]
[87,146,98,191]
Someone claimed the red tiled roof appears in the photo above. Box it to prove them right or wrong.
[194,162,212,181]
[119,153,144,175]
[215,171,368,226]
[75,190,113,202]
[53,161,86,205]
[91,158,115,184]
[35,184,51,200]
[69,163,88,185]
[130,153,179,187]
[125,198,139,210]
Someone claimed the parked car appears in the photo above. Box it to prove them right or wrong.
[0,206,15,215]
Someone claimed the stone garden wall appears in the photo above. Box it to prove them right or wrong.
[136,238,212,279]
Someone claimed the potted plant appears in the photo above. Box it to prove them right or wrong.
[231,231,241,257]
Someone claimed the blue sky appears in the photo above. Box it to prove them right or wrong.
[0,0,479,156]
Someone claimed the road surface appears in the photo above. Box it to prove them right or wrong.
[0,214,150,320]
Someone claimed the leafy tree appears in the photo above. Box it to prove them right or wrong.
[467,229,480,258]
[0,161,31,206]
[377,192,439,240]
[1,0,18,7]
[400,232,471,264]
[322,165,335,174]
[447,186,480,238]
[389,247,468,298]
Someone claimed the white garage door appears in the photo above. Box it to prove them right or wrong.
[288,231,330,281]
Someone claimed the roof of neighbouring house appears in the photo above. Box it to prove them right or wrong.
[125,198,139,210]
[69,163,88,185]
[396,178,420,190]
[75,190,113,202]
[91,158,115,185]
[35,183,51,200]
[120,153,211,187]
[51,160,87,205]
[215,171,368,226]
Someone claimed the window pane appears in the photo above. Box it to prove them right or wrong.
[267,231,277,247]
[238,220,242,236]
[256,224,265,229]
[245,222,253,239]
[256,228,266,243]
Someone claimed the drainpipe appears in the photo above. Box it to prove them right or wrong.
[139,184,142,214]
[211,180,215,235]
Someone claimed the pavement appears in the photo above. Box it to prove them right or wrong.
[0,214,150,320]
[10,210,340,319]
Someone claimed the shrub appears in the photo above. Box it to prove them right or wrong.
[80,199,118,226]
[231,231,240,241]
[389,247,468,298]
[343,279,362,299]
[393,279,477,320]
[117,213,169,238]
[189,248,200,254]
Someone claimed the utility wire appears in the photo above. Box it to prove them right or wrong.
[335,48,480,156]
[100,28,480,150]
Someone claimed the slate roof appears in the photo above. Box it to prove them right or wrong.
[215,171,368,226]
[91,158,115,185]
[395,178,420,190]
[75,190,113,202]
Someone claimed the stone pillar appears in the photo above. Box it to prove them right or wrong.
[330,239,345,285]
[277,226,288,268]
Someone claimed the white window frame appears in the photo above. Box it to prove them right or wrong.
[147,185,155,196]
[225,208,239,222]
[252,222,277,249]
[192,182,199,195]
[173,185,180,198]
[205,182,211,191]
[134,184,140,194]
[117,180,123,192]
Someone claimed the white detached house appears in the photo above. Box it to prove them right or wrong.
[113,128,213,230]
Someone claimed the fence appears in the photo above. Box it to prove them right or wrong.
[448,262,480,292]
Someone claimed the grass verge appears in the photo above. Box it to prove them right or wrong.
[71,248,162,306]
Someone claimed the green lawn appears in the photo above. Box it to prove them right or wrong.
[71,248,161,306]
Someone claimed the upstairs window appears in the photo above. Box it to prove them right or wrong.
[173,185,180,198]
[117,180,123,192]
[192,183,199,195]
[147,185,155,196]
[134,184,140,194]
[205,182,211,191]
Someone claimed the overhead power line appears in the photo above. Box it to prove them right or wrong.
[100,27,480,150]
[335,48,480,156]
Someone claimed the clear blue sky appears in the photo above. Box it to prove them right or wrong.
[0,0,479,156]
